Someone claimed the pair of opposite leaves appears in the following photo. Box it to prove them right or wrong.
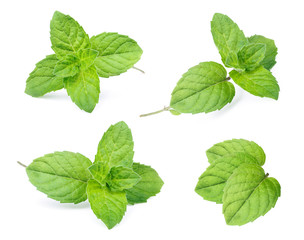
[195,139,281,226]
[24,121,164,229]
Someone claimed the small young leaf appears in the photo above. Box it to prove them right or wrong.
[78,48,99,70]
[95,121,134,168]
[90,32,143,78]
[64,65,100,113]
[87,180,127,229]
[170,62,235,114]
[88,162,110,185]
[125,163,164,205]
[223,164,281,226]
[230,66,280,100]
[169,109,181,116]
[206,138,266,166]
[195,153,258,203]
[50,11,90,58]
[26,151,92,204]
[25,54,64,97]
[211,13,248,67]
[248,35,277,70]
[238,43,266,70]
[54,54,80,77]
[108,166,141,192]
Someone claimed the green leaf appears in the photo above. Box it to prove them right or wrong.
[26,151,92,204]
[25,54,64,97]
[206,139,266,166]
[230,66,279,100]
[248,35,277,70]
[54,54,80,77]
[77,48,99,70]
[223,164,281,226]
[50,11,90,58]
[125,163,164,205]
[108,166,141,192]
[87,180,127,229]
[195,153,258,203]
[64,65,100,113]
[170,61,235,114]
[238,43,266,70]
[90,32,143,78]
[95,121,134,168]
[169,109,181,116]
[211,13,248,67]
[88,162,110,186]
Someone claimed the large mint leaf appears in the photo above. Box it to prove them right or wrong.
[223,164,281,226]
[170,62,235,114]
[206,139,266,166]
[54,54,80,77]
[237,43,266,70]
[248,35,277,70]
[26,151,92,204]
[90,32,143,78]
[87,180,127,229]
[64,65,100,113]
[25,54,64,97]
[107,166,141,192]
[211,13,248,67]
[126,163,164,205]
[50,11,90,58]
[195,153,258,203]
[94,121,134,168]
[230,66,279,100]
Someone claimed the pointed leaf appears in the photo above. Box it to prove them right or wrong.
[54,54,80,77]
[78,48,99,70]
[88,162,110,186]
[238,43,266,70]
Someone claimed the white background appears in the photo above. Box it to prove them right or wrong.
[1,0,303,239]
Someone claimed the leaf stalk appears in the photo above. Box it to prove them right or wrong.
[140,106,171,117]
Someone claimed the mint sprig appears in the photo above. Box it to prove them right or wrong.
[195,139,281,226]
[25,11,143,113]
[19,121,163,229]
[140,13,279,117]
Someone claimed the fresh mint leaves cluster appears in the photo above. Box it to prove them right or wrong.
[20,121,163,229]
[25,11,143,113]
[195,139,281,226]
[140,13,279,117]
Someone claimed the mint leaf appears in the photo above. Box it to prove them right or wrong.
[54,54,80,77]
[95,121,134,168]
[170,62,235,114]
[87,180,127,229]
[50,11,90,58]
[223,164,281,226]
[230,66,280,100]
[90,32,143,78]
[78,48,99,70]
[25,54,64,97]
[88,162,110,186]
[26,151,92,204]
[248,35,277,70]
[195,153,258,203]
[126,163,164,205]
[238,43,266,70]
[64,65,100,113]
[107,166,141,192]
[211,13,248,67]
[206,139,266,166]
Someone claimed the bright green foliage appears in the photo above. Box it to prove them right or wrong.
[195,153,258,203]
[223,164,281,226]
[211,13,248,68]
[126,163,164,205]
[90,32,143,78]
[108,166,141,192]
[169,109,181,115]
[87,179,127,229]
[248,35,277,70]
[230,66,279,100]
[170,62,235,114]
[23,121,163,229]
[25,54,64,97]
[95,121,134,168]
[195,139,280,226]
[26,151,92,204]
[25,11,142,113]
[206,138,266,166]
[238,43,266,70]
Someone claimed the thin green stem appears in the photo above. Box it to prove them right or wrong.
[132,66,145,74]
[140,106,171,117]
[17,161,27,168]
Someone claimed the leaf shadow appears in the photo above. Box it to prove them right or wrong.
[39,198,91,209]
